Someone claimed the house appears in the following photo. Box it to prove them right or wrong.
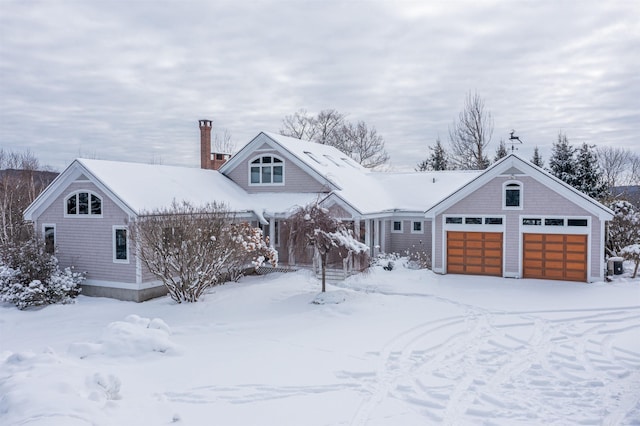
[23,121,614,301]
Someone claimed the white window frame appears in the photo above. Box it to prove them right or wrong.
[391,220,403,233]
[503,180,523,210]
[64,190,103,218]
[411,220,424,234]
[248,155,285,186]
[113,226,129,264]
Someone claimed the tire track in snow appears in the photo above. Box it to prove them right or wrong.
[341,283,640,425]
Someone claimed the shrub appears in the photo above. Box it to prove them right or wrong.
[0,239,83,309]
[405,247,432,270]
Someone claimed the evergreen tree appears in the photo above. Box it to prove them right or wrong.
[416,138,449,171]
[548,132,576,185]
[531,146,544,168]
[574,143,608,200]
[494,140,508,162]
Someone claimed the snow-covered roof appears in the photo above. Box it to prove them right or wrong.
[76,159,253,215]
[244,132,482,215]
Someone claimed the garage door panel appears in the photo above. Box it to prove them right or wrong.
[447,231,503,277]
[523,233,587,282]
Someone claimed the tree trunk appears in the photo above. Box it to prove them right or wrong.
[321,253,327,293]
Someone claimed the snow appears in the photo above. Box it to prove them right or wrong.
[1,266,639,425]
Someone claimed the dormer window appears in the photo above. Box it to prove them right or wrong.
[65,191,102,216]
[504,182,522,209]
[250,155,284,185]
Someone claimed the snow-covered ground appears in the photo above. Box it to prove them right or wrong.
[1,263,639,425]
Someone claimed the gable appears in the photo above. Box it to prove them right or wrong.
[24,160,137,221]
[426,154,613,221]
[219,132,340,193]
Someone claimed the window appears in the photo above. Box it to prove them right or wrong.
[523,218,542,226]
[114,227,128,262]
[412,221,423,233]
[446,217,463,224]
[392,221,403,233]
[250,156,284,185]
[323,155,342,166]
[44,225,55,254]
[304,151,326,165]
[568,219,588,227]
[341,157,360,169]
[485,217,503,225]
[465,217,482,225]
[504,182,522,209]
[65,191,102,216]
[545,218,564,226]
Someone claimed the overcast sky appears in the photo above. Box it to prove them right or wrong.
[1,0,638,171]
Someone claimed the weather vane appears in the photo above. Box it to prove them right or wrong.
[509,130,523,151]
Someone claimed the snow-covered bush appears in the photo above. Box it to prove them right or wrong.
[405,248,432,270]
[131,201,278,303]
[620,244,640,279]
[226,222,278,282]
[607,200,640,257]
[0,239,83,309]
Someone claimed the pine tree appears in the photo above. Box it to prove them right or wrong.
[531,146,544,168]
[494,140,508,162]
[416,138,449,171]
[548,132,576,185]
[574,143,608,200]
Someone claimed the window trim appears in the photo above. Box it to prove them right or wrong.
[113,226,129,264]
[64,190,103,218]
[391,220,403,233]
[503,181,523,210]
[248,155,285,186]
[521,216,590,230]
[443,214,506,232]
[411,220,424,234]
[43,224,56,254]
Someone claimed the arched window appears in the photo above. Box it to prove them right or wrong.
[65,191,102,216]
[503,181,522,209]
[249,155,284,185]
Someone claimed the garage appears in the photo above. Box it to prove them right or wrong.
[522,233,587,281]
[447,231,503,276]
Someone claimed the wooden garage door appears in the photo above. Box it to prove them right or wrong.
[447,231,503,276]
[523,233,587,281]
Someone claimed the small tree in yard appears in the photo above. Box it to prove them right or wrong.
[288,203,369,292]
[131,201,277,303]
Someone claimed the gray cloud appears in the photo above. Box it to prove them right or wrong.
[1,0,638,171]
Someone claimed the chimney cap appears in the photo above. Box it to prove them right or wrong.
[199,119,212,127]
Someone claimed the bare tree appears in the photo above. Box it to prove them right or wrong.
[287,202,368,292]
[280,109,389,168]
[337,121,390,169]
[448,91,493,170]
[314,109,346,145]
[130,201,276,303]
[280,109,319,141]
[597,146,631,189]
[212,128,237,155]
[0,149,56,246]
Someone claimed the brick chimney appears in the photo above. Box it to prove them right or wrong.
[199,119,212,169]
